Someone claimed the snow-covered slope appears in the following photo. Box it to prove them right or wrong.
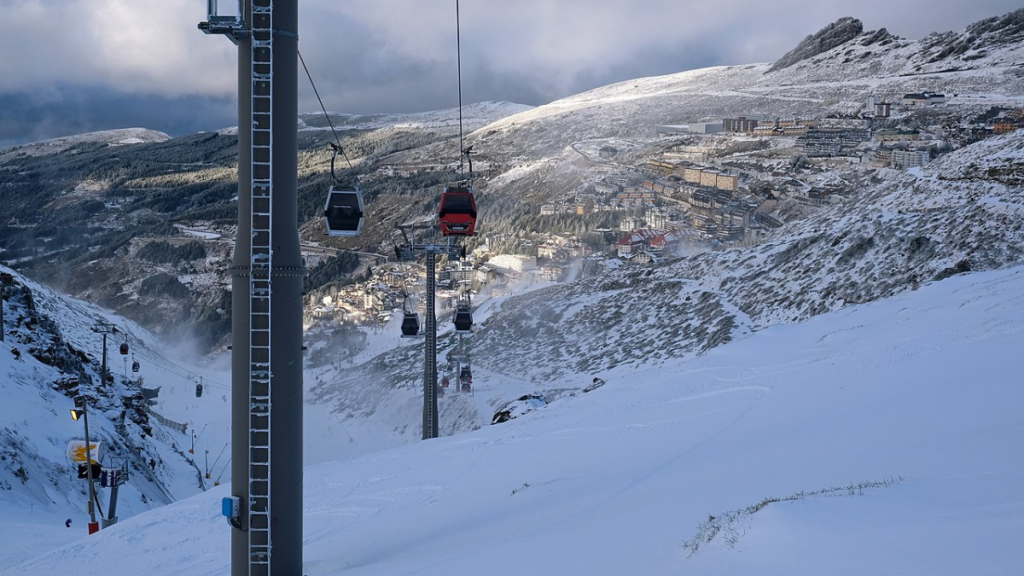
[297,100,534,133]
[5,262,1022,575]
[0,128,170,161]
[0,266,223,565]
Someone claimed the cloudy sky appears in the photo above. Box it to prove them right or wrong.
[0,0,1020,145]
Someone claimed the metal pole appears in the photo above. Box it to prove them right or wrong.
[101,332,107,387]
[0,281,5,343]
[423,251,439,439]
[82,399,99,534]
[105,480,119,526]
[230,0,303,574]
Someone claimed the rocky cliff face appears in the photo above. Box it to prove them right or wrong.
[769,17,864,73]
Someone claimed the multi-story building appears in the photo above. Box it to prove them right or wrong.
[870,148,893,168]
[700,170,721,188]
[891,149,930,169]
[875,129,920,142]
[716,173,739,192]
[688,122,723,134]
[994,120,1019,134]
[723,117,760,133]
[902,92,945,107]
[799,128,870,157]
[576,198,595,215]
[616,229,664,258]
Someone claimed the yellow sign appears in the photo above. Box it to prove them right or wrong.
[67,440,102,463]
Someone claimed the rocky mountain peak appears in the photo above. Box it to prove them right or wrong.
[769,16,864,73]
[966,8,1024,45]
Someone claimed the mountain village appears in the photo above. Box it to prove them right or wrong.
[302,91,1024,336]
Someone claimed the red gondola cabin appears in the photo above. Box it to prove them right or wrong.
[438,184,477,236]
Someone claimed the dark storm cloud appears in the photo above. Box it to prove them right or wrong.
[0,0,1021,145]
[0,88,236,144]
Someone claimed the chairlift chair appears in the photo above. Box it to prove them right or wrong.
[438,184,477,236]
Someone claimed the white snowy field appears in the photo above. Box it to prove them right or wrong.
[4,265,1024,575]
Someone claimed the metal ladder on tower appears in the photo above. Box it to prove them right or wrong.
[424,253,438,436]
[248,0,274,573]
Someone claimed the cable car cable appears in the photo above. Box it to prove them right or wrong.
[456,0,465,177]
[297,49,353,170]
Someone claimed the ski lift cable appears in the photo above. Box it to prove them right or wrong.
[130,344,230,391]
[455,0,466,177]
[122,340,219,387]
[297,49,354,172]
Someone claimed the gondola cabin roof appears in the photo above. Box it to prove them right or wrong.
[324,186,365,237]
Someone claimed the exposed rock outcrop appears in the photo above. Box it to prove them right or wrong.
[769,17,864,73]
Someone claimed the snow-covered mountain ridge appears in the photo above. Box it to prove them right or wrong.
[457,11,1024,163]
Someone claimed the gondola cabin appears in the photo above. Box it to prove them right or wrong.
[323,187,364,237]
[132,360,140,373]
[438,184,477,236]
[119,342,129,356]
[400,312,420,338]
[454,306,473,334]
[441,375,450,388]
[196,383,203,398]
[459,366,473,392]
